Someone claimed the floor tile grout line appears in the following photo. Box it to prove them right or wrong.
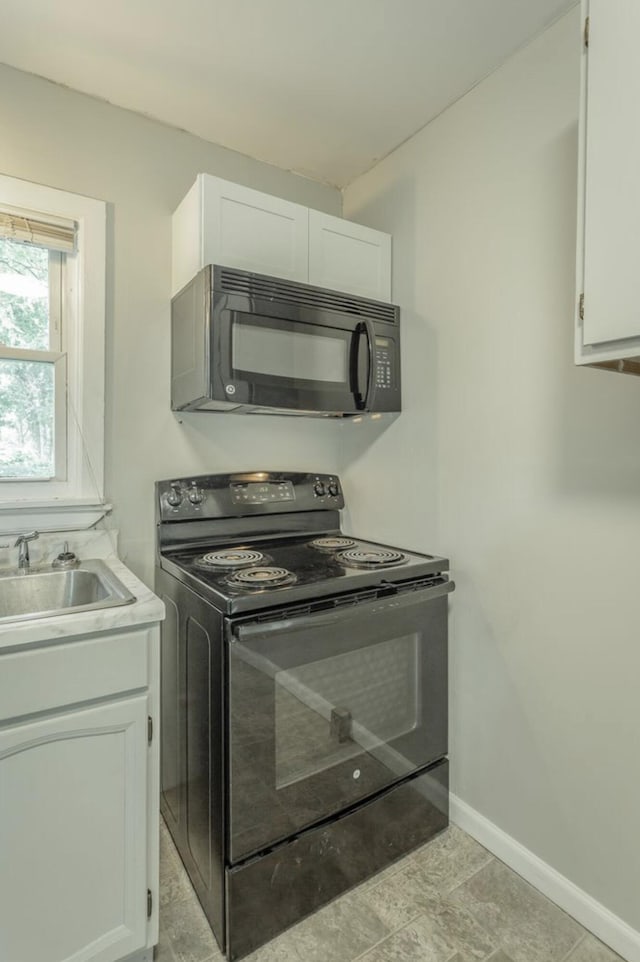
[449,849,606,959]
[443,856,594,962]
[349,907,432,961]
[364,841,495,906]
[557,932,588,962]
[348,892,501,962]
[442,851,497,899]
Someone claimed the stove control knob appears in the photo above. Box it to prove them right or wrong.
[188,483,204,505]
[328,482,339,497]
[314,481,326,497]
[166,483,183,507]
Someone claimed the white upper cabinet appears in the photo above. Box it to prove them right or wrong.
[576,0,640,371]
[308,210,391,302]
[172,174,392,302]
[172,175,309,295]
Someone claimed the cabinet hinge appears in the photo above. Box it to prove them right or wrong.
[147,716,153,745]
[584,16,590,48]
[579,293,585,321]
[147,889,153,918]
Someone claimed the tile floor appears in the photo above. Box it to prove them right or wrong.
[156,819,623,962]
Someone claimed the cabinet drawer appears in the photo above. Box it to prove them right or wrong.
[0,628,150,723]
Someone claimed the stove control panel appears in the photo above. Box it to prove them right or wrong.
[188,482,204,504]
[166,482,183,507]
[313,475,340,501]
[156,471,345,521]
[231,480,294,504]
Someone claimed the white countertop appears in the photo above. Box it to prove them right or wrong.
[0,530,164,651]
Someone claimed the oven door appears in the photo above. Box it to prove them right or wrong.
[226,578,451,863]
[213,307,377,414]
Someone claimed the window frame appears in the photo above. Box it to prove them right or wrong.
[0,174,106,523]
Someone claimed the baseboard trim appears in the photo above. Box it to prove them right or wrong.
[120,949,153,962]
[450,794,640,962]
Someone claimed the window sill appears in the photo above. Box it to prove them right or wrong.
[0,501,112,536]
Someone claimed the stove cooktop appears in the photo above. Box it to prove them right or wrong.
[160,533,449,614]
[156,472,450,614]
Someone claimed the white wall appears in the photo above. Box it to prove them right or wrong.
[0,64,342,584]
[343,7,640,937]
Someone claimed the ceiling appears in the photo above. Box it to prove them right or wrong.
[1,0,575,188]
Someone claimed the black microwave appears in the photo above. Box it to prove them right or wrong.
[171,265,401,417]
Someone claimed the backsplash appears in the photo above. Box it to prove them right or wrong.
[0,528,118,571]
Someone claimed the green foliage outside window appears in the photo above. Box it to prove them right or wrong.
[0,237,55,479]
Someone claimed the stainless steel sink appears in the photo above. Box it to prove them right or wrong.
[0,559,136,624]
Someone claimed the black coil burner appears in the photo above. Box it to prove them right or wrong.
[196,549,266,570]
[226,566,297,590]
[338,547,406,569]
[310,537,357,551]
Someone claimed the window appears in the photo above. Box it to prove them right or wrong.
[0,174,106,527]
[0,217,71,481]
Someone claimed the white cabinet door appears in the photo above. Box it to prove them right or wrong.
[172,174,309,294]
[577,0,640,364]
[0,695,148,962]
[308,209,391,302]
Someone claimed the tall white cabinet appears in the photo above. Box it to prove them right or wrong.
[172,173,392,303]
[576,0,640,374]
[0,622,160,962]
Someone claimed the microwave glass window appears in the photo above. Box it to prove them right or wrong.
[232,319,347,383]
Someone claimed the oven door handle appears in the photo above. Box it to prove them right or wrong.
[232,579,455,642]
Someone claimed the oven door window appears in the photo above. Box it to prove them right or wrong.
[275,634,418,789]
[227,585,448,862]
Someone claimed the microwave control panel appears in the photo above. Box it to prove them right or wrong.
[374,337,396,391]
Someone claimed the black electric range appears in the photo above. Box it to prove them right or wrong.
[155,471,453,960]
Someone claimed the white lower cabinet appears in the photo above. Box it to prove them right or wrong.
[0,624,160,962]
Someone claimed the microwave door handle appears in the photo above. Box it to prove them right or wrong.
[350,321,378,410]
[362,319,378,410]
[350,323,367,409]
[232,579,455,643]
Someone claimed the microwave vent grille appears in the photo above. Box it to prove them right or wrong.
[216,266,397,324]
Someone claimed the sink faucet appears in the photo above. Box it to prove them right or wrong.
[14,531,39,570]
